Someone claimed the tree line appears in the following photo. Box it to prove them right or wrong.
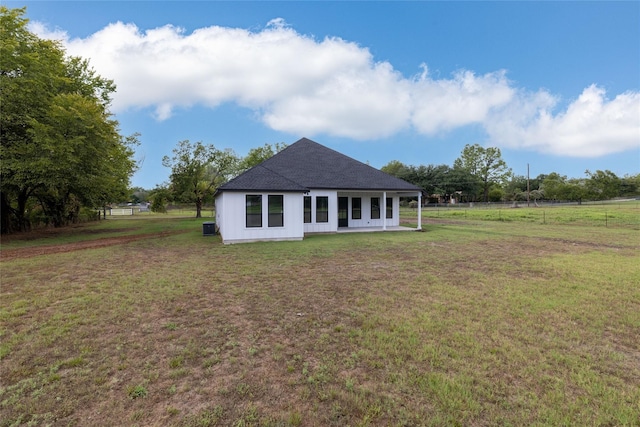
[3,6,636,234]
[149,140,638,218]
[1,7,137,234]
[381,144,639,204]
[148,141,287,218]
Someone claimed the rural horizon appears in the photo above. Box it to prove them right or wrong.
[1,205,638,425]
[1,5,639,424]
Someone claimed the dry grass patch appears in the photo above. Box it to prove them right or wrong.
[1,218,639,426]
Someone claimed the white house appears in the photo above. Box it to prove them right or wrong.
[214,138,422,244]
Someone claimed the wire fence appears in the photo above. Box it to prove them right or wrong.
[402,200,640,229]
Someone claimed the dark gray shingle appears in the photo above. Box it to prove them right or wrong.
[218,138,420,192]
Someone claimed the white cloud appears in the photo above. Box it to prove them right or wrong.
[32,19,640,157]
[411,65,515,134]
[29,21,68,42]
[263,61,413,139]
[486,85,640,157]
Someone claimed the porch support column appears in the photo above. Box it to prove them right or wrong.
[382,191,387,231]
[417,192,422,231]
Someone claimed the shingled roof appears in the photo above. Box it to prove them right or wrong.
[218,138,421,192]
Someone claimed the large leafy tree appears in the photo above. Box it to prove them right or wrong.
[541,172,588,202]
[381,161,480,203]
[162,140,238,218]
[381,160,411,179]
[453,144,512,202]
[585,169,621,201]
[236,142,287,172]
[540,172,567,201]
[0,6,137,232]
[29,95,138,226]
[441,166,482,203]
[620,174,640,197]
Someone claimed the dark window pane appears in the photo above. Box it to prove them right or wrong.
[352,197,361,219]
[386,197,393,219]
[304,196,311,223]
[246,195,262,227]
[316,196,328,223]
[371,197,380,219]
[268,195,284,227]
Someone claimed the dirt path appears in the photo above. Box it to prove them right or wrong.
[0,231,184,261]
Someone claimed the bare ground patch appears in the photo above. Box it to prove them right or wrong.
[0,230,187,261]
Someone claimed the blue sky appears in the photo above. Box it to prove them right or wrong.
[9,1,640,189]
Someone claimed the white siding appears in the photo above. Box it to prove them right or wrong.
[215,192,304,244]
[303,190,338,233]
[216,190,411,244]
[336,192,401,228]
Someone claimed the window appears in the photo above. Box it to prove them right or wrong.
[268,195,284,227]
[304,196,311,223]
[316,196,328,223]
[246,195,262,227]
[386,197,393,219]
[371,197,380,219]
[352,197,361,219]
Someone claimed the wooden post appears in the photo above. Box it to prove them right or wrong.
[382,192,387,231]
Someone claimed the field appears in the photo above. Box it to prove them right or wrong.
[1,204,639,426]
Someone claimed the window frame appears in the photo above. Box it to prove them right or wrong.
[316,196,329,223]
[352,197,362,220]
[371,197,380,219]
[386,197,393,219]
[268,195,284,227]
[245,195,262,228]
[303,196,312,223]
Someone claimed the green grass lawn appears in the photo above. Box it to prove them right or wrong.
[409,200,640,229]
[1,214,639,426]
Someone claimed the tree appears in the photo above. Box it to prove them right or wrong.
[541,173,588,203]
[620,174,640,197]
[29,95,138,226]
[488,184,505,202]
[381,160,411,179]
[442,166,482,203]
[564,178,588,203]
[406,164,450,197]
[130,187,150,204]
[453,144,512,202]
[0,6,137,233]
[237,142,287,172]
[504,175,528,201]
[541,172,567,201]
[585,169,621,201]
[162,140,238,218]
[148,185,171,213]
[381,161,482,203]
[382,162,450,198]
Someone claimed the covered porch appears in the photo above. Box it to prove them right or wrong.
[335,190,422,232]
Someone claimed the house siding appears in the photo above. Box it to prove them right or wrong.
[336,192,401,228]
[216,191,405,243]
[215,192,304,244]
[301,191,402,233]
[303,190,339,233]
